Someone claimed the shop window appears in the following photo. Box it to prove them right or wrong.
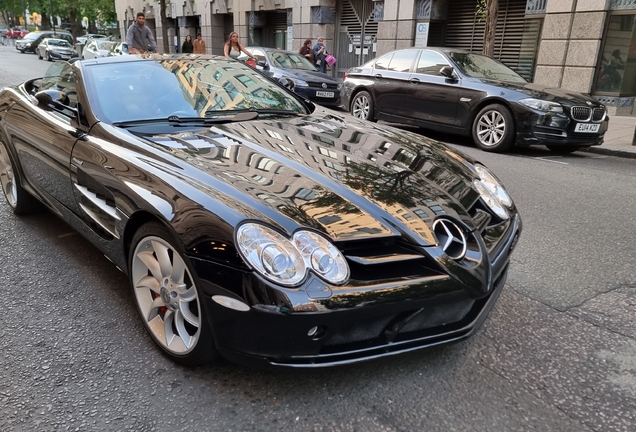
[595,15,636,94]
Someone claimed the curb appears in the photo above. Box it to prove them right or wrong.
[581,146,636,159]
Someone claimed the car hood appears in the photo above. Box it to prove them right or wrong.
[120,110,482,246]
[276,68,339,84]
[469,78,602,106]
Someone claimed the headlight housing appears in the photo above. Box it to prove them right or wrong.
[473,164,513,220]
[236,223,349,287]
[519,98,563,113]
[291,78,308,87]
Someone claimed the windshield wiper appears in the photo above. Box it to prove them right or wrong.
[112,111,259,127]
[205,108,303,118]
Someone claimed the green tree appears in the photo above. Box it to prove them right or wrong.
[0,0,23,27]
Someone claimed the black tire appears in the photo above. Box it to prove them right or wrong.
[0,141,39,215]
[47,52,52,62]
[38,51,42,60]
[129,222,219,366]
[472,104,515,152]
[350,90,376,122]
[546,145,587,154]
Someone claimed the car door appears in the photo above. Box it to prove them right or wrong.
[4,61,82,214]
[38,39,47,58]
[371,50,418,119]
[407,50,460,127]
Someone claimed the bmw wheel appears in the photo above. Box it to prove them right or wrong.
[472,104,515,152]
[0,141,39,215]
[351,90,376,122]
[129,222,218,366]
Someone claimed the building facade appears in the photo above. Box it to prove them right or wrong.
[115,0,636,115]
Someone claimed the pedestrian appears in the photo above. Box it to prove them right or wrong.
[125,12,157,54]
[181,35,193,53]
[193,33,206,54]
[313,37,328,73]
[223,32,255,60]
[299,39,314,64]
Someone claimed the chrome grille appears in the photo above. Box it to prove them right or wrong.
[592,108,606,122]
[570,106,592,121]
[307,82,339,90]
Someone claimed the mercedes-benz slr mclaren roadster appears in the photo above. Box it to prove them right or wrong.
[0,55,521,368]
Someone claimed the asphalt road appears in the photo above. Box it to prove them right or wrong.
[1,45,635,432]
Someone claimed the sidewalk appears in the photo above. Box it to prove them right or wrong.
[584,115,636,158]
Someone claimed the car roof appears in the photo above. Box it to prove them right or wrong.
[248,47,304,56]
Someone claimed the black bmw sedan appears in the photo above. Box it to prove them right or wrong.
[239,47,342,108]
[0,55,520,368]
[342,48,609,153]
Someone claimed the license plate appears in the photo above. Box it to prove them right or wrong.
[574,123,600,133]
[316,91,334,98]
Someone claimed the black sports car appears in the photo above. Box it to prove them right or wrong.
[239,47,342,108]
[0,55,521,368]
[342,47,609,153]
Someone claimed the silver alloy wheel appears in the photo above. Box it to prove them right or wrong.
[476,110,506,147]
[131,236,201,355]
[0,144,18,208]
[352,94,370,119]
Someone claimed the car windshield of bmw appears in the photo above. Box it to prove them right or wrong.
[269,51,316,71]
[449,52,526,83]
[82,58,309,125]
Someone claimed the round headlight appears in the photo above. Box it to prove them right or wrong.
[474,180,508,220]
[293,231,349,284]
[236,223,306,286]
[475,165,513,208]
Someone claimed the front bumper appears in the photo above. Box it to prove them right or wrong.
[295,86,341,107]
[513,106,609,147]
[190,214,521,368]
[49,50,74,60]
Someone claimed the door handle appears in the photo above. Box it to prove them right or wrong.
[374,74,382,79]
[409,78,420,84]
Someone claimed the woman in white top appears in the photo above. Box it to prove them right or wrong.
[224,32,255,60]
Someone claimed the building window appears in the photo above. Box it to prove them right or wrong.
[595,14,636,94]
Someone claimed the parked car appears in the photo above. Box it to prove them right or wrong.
[238,47,341,108]
[342,47,609,153]
[0,54,520,368]
[37,38,76,61]
[82,39,116,59]
[77,33,109,45]
[107,41,128,56]
[16,31,73,53]
[7,27,28,38]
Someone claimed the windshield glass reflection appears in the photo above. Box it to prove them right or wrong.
[450,52,526,83]
[83,58,308,123]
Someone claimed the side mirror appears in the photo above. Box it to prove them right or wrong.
[257,60,267,68]
[34,90,75,117]
[278,77,295,91]
[440,66,455,78]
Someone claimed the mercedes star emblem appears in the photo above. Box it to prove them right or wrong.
[433,219,467,260]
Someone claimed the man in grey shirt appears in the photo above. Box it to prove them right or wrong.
[126,12,157,54]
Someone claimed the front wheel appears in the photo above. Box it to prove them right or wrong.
[472,104,515,152]
[0,141,39,215]
[129,222,219,366]
[47,52,52,62]
[546,145,588,154]
[350,90,376,122]
[38,51,42,60]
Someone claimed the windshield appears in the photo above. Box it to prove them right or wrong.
[449,52,526,83]
[96,40,115,50]
[22,33,40,40]
[49,40,71,47]
[268,51,317,71]
[83,58,308,124]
